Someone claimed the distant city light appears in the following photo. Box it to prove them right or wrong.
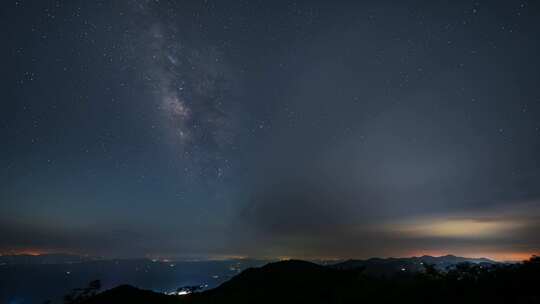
[166,290,189,296]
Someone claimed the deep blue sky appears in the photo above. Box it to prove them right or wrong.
[1,0,540,261]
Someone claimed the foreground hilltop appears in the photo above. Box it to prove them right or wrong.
[82,256,540,304]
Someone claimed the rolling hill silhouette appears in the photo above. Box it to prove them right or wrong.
[80,256,540,304]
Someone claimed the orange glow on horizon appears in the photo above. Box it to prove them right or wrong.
[1,250,44,256]
[0,248,74,256]
[2,248,536,263]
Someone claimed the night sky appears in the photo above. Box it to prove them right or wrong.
[1,0,540,261]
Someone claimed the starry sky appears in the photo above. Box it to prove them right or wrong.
[1,0,540,261]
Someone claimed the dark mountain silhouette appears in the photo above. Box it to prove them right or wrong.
[183,260,360,303]
[79,255,540,304]
[0,256,267,304]
[82,260,359,304]
[82,285,180,304]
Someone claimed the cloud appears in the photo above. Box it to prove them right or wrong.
[0,218,199,258]
[389,217,525,239]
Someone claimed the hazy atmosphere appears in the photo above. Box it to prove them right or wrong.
[2,0,540,262]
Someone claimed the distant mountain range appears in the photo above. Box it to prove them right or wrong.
[81,257,539,304]
[0,253,505,303]
[0,253,495,266]
[331,254,497,275]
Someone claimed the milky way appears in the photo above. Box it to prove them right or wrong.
[129,1,239,174]
[1,0,540,260]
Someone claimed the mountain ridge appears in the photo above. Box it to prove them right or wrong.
[79,256,540,304]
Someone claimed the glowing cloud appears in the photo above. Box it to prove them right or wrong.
[390,217,524,239]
